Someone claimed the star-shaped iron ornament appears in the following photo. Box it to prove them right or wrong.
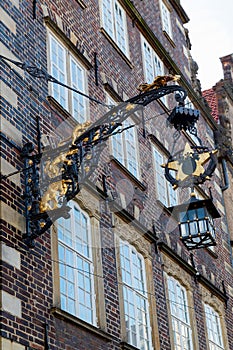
[162,143,218,189]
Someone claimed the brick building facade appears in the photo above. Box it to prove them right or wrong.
[0,1,233,350]
[203,53,233,261]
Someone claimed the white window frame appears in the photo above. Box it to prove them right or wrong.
[152,145,178,207]
[167,276,193,350]
[160,0,172,38]
[57,201,97,325]
[101,0,129,57]
[141,35,167,105]
[108,96,140,178]
[48,31,88,123]
[119,239,153,349]
[204,304,224,350]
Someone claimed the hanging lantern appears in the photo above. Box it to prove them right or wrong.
[167,105,200,132]
[168,193,221,250]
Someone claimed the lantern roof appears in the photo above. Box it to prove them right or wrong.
[168,194,221,220]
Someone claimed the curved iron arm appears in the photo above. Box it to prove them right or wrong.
[0,55,108,107]
[1,55,194,246]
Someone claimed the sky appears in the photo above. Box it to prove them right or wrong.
[182,0,233,90]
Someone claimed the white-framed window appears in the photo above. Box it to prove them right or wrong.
[141,36,164,83]
[141,36,167,105]
[167,276,193,350]
[204,304,224,350]
[48,32,88,123]
[101,0,129,56]
[153,146,177,207]
[57,201,96,325]
[108,97,140,178]
[119,240,153,349]
[160,0,172,38]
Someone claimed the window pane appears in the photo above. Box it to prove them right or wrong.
[205,304,224,349]
[111,126,124,163]
[111,117,139,177]
[77,255,94,323]
[120,241,152,349]
[142,30,166,105]
[167,276,193,350]
[102,0,128,54]
[124,120,139,178]
[58,245,76,315]
[114,1,128,55]
[168,170,178,206]
[57,202,96,325]
[143,41,155,84]
[74,207,90,258]
[49,35,68,109]
[102,0,114,38]
[70,57,87,123]
[153,147,168,206]
[160,1,172,37]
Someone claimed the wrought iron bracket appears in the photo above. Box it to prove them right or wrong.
[20,85,194,247]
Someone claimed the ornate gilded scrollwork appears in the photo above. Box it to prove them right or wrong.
[40,180,71,212]
[43,149,78,178]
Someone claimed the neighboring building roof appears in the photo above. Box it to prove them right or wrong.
[202,88,219,122]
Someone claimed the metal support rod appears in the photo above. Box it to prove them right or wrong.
[94,52,99,87]
[44,323,50,350]
[0,55,109,107]
[221,158,229,191]
[141,107,146,138]
[33,0,37,19]
[222,281,229,308]
[189,253,199,282]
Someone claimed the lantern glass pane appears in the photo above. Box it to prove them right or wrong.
[198,218,208,234]
[189,220,198,236]
[180,223,189,237]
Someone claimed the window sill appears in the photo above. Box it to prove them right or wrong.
[51,307,112,341]
[156,198,174,216]
[47,96,79,128]
[110,156,146,191]
[121,341,140,350]
[205,246,218,259]
[47,95,71,118]
[109,200,155,242]
[162,30,176,48]
[100,28,133,69]
[75,0,86,8]
[157,96,170,113]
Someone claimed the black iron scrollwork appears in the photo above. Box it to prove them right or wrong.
[21,85,189,247]
[164,145,218,189]
[1,55,201,246]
